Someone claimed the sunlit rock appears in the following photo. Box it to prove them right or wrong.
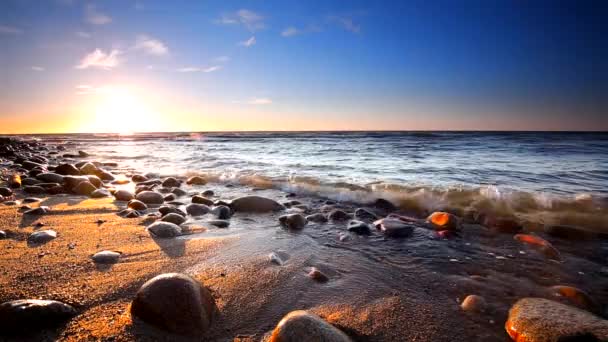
[128,199,148,211]
[91,250,121,264]
[36,172,64,184]
[0,299,76,332]
[114,189,135,201]
[54,163,80,176]
[186,203,211,216]
[549,285,600,314]
[73,181,97,196]
[146,221,182,238]
[461,295,486,312]
[136,191,165,205]
[269,310,352,342]
[279,213,307,230]
[27,229,57,245]
[161,212,186,225]
[514,234,561,261]
[186,176,207,185]
[192,195,214,206]
[427,211,459,231]
[162,177,181,188]
[230,195,285,212]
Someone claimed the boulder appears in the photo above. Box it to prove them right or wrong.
[328,209,351,222]
[27,229,57,245]
[55,163,80,175]
[128,199,148,211]
[36,172,64,184]
[114,189,135,201]
[354,208,378,222]
[347,220,371,235]
[161,213,186,225]
[0,299,76,332]
[91,250,121,264]
[186,203,211,216]
[279,214,307,230]
[230,196,285,213]
[130,273,216,336]
[192,195,214,206]
[269,310,352,342]
[186,176,207,185]
[73,181,97,196]
[146,221,182,238]
[374,218,415,237]
[161,177,181,188]
[136,191,164,205]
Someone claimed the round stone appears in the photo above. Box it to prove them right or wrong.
[73,181,97,196]
[230,195,285,212]
[0,299,76,332]
[347,220,371,235]
[136,191,165,205]
[146,221,182,238]
[27,229,57,245]
[192,195,214,206]
[114,189,135,201]
[186,176,207,185]
[161,177,181,188]
[161,213,186,225]
[306,213,328,223]
[354,208,378,222]
[186,203,211,216]
[328,209,351,222]
[279,213,307,230]
[91,189,111,198]
[54,164,80,175]
[269,310,352,342]
[128,199,148,211]
[460,295,487,312]
[36,172,64,184]
[91,250,121,264]
[374,218,415,237]
[211,205,231,219]
[427,212,459,231]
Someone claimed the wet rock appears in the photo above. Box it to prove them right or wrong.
[211,205,231,219]
[86,175,103,188]
[354,208,379,222]
[131,174,148,183]
[461,295,486,312]
[24,206,50,215]
[306,213,328,223]
[347,220,371,235]
[79,162,98,175]
[374,218,415,237]
[28,229,57,244]
[202,190,214,197]
[146,221,182,238]
[269,310,351,342]
[186,176,207,185]
[207,219,230,228]
[328,209,351,222]
[159,206,186,217]
[192,195,214,206]
[480,215,522,233]
[73,181,97,196]
[91,250,121,264]
[230,195,285,213]
[130,273,216,336]
[514,234,561,261]
[114,189,135,201]
[308,267,329,282]
[171,187,188,197]
[22,160,44,170]
[0,299,76,332]
[505,298,608,342]
[23,197,41,203]
[91,189,111,198]
[111,179,130,185]
[20,177,41,186]
[55,163,81,175]
[96,170,115,181]
[4,200,19,206]
[549,285,600,314]
[24,185,45,194]
[78,150,89,157]
[186,203,210,216]
[269,252,285,265]
[136,191,164,205]
[119,209,142,218]
[62,175,90,189]
[427,212,459,231]
[161,177,181,188]
[161,213,186,225]
[279,213,307,230]
[0,230,6,239]
[0,187,12,197]
[128,199,148,211]
[163,194,176,202]
[372,198,397,213]
[36,172,64,184]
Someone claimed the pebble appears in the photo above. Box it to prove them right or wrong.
[279,213,307,230]
[114,189,135,201]
[460,295,487,312]
[308,267,329,282]
[36,172,64,184]
[24,206,50,215]
[27,229,57,245]
[118,209,141,218]
[427,212,459,231]
[161,213,187,225]
[347,220,371,235]
[211,205,231,219]
[192,195,214,206]
[269,310,352,342]
[328,209,351,222]
[72,181,97,196]
[354,208,379,222]
[0,299,76,332]
[269,252,286,265]
[130,273,216,336]
[128,199,148,211]
[230,195,285,212]
[164,194,176,202]
[136,191,165,205]
[146,221,182,238]
[306,213,328,223]
[186,176,207,185]
[373,218,415,237]
[91,250,121,264]
[161,177,181,188]
[514,234,561,261]
[186,203,211,216]
[9,174,22,188]
[54,163,80,175]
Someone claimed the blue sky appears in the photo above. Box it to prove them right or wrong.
[0,0,606,133]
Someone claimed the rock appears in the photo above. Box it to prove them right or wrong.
[86,175,103,188]
[354,208,378,222]
[136,191,164,205]
[549,285,600,314]
[79,162,99,175]
[505,298,608,342]
[186,176,207,185]
[171,187,188,197]
[4,201,18,206]
[0,194,3,202]
[269,252,285,265]
[164,194,176,202]
[21,177,41,186]
[159,206,186,217]
[130,273,216,336]
[161,213,186,225]
[111,179,130,185]
[145,172,160,179]
[24,206,50,215]
[202,190,214,197]
[91,189,111,198]
[211,205,231,219]
[62,175,91,189]
[73,181,97,196]
[427,212,459,231]
[269,310,351,342]
[131,174,148,183]
[306,213,328,223]
[372,198,397,213]
[161,177,181,188]
[91,250,121,264]
[460,295,486,312]
[0,187,12,197]
[207,219,230,228]
[514,234,561,260]
[0,230,6,239]
[24,185,45,194]
[0,299,76,332]
[36,172,64,184]
[186,203,211,216]
[347,220,371,235]
[23,197,41,203]
[328,209,351,222]
[9,174,22,188]
[114,189,135,201]
[374,218,415,237]
[55,163,80,175]
[230,195,285,213]
[78,150,89,157]
[192,195,214,206]
[27,229,57,244]
[128,199,148,211]
[279,213,307,230]
[146,221,182,238]
[96,170,115,181]
[22,160,44,170]
[119,209,141,218]
[308,267,329,282]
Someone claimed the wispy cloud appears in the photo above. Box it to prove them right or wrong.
[31,66,45,71]
[76,49,121,69]
[85,4,111,25]
[76,31,91,38]
[329,15,361,33]
[215,56,230,63]
[134,35,168,56]
[176,66,222,73]
[75,84,94,95]
[239,36,256,47]
[281,24,322,38]
[281,27,300,37]
[0,25,23,35]
[248,97,272,105]
[217,9,265,32]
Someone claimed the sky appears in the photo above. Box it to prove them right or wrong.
[0,0,606,133]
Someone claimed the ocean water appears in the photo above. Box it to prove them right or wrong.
[32,131,608,229]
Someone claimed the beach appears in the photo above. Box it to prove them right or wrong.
[1,135,607,341]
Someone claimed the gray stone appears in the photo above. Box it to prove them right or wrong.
[136,191,164,205]
[159,206,186,217]
[161,213,186,225]
[73,181,97,196]
[202,190,214,197]
[306,213,328,223]
[230,195,285,213]
[328,209,351,222]
[146,221,182,238]
[191,195,214,206]
[24,206,50,215]
[131,174,148,183]
[36,172,64,184]
[161,177,181,188]
[171,187,188,197]
[27,229,57,244]
[354,208,378,222]
[128,199,148,211]
[92,250,121,264]
[211,205,231,219]
[114,189,135,201]
[279,213,307,230]
[269,310,352,342]
[347,220,371,235]
[0,299,76,332]
[186,203,211,216]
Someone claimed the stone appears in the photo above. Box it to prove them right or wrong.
[55,163,81,175]
[161,177,181,188]
[22,160,44,170]
[111,179,130,185]
[354,208,378,222]
[306,213,328,223]
[130,273,216,336]
[36,172,64,184]
[207,219,229,228]
[374,218,415,237]
[96,170,115,181]
[202,190,214,197]
[119,209,141,218]
[347,220,371,235]
[9,174,22,188]
[20,177,41,186]
[211,205,231,219]
[186,203,211,216]
[79,162,99,175]
[269,252,285,265]
[24,206,50,215]
[161,213,186,225]
[23,197,41,203]
[269,310,351,342]
[136,191,165,205]
[514,234,561,260]
[63,175,91,189]
[27,229,57,244]
[505,298,608,342]
[0,230,6,239]
[372,198,397,213]
[114,189,135,201]
[0,187,12,197]
[128,199,148,211]
[86,175,103,188]
[131,174,148,183]
[279,213,307,230]
[146,221,182,238]
[230,195,285,212]
[91,189,111,198]
[0,299,76,332]
[78,150,89,157]
[91,250,121,264]
[186,176,207,185]
[308,267,329,282]
[145,172,160,179]
[23,185,45,194]
[171,187,188,197]
[549,285,600,314]
[73,181,97,196]
[460,295,486,312]
[328,209,351,222]
[164,194,176,202]
[159,206,186,217]
[192,195,214,206]
[427,212,459,231]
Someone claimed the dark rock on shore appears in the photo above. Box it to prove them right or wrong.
[27,229,57,245]
[354,208,378,222]
[161,213,186,225]
[119,209,142,218]
[24,185,45,194]
[159,206,186,217]
[0,187,13,197]
[79,162,99,175]
[308,267,329,282]
[207,219,229,228]
[279,213,307,230]
[171,187,188,197]
[460,295,486,312]
[36,172,64,184]
[0,299,76,332]
[186,176,207,185]
[269,310,351,342]
[130,273,216,336]
[146,221,182,238]
[328,209,351,222]
[202,190,214,197]
[114,190,135,201]
[54,163,80,176]
[347,220,371,235]
[131,174,148,183]
[73,181,97,196]
[306,213,328,223]
[161,177,181,188]
[0,230,6,239]
[374,218,415,237]
[91,250,121,264]
[230,195,285,213]
[372,198,397,213]
[91,189,111,198]
[211,205,231,219]
[186,203,211,216]
[136,191,164,205]
[128,199,148,211]
[192,195,214,206]
[24,206,50,215]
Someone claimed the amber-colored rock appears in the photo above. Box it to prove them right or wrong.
[549,285,600,314]
[514,234,560,261]
[427,212,459,231]
[269,310,351,342]
[460,295,486,312]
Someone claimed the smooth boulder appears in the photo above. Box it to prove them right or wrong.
[230,195,285,213]
[128,199,148,211]
[27,229,57,245]
[161,213,186,225]
[36,172,64,184]
[136,191,164,205]
[186,203,211,216]
[269,310,352,342]
[55,164,80,176]
[73,181,97,196]
[0,299,76,332]
[279,213,307,230]
[186,176,207,185]
[114,189,135,201]
[91,250,121,264]
[192,195,214,206]
[146,221,182,238]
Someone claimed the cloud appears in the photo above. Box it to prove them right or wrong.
[329,15,361,33]
[0,25,22,35]
[281,27,300,37]
[239,36,256,47]
[85,4,111,25]
[31,66,45,71]
[134,35,168,56]
[215,56,230,63]
[75,84,94,95]
[217,9,264,32]
[76,31,91,38]
[248,97,272,105]
[76,49,121,69]
[176,66,222,73]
